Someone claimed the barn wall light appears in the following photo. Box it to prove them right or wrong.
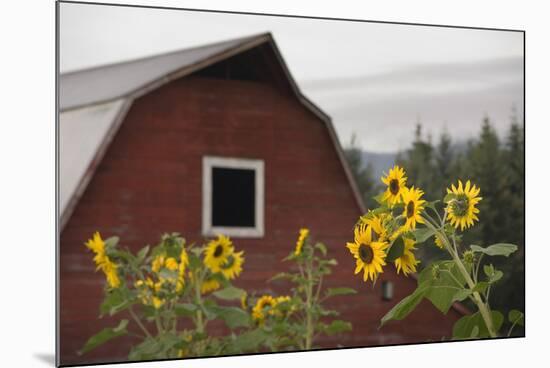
[382,280,394,301]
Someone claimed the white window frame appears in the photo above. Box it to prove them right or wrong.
[202,156,265,238]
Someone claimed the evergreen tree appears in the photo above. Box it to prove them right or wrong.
[498,112,525,319]
[434,129,453,195]
[463,115,524,319]
[464,116,507,244]
[397,123,436,197]
[344,133,379,209]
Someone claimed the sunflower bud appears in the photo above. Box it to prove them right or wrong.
[431,264,441,280]
[462,250,475,264]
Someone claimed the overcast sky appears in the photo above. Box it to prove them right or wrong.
[60,2,524,153]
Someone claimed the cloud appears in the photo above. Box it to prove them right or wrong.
[299,57,523,152]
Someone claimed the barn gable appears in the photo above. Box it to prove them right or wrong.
[59,33,365,229]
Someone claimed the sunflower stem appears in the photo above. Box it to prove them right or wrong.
[452,251,497,337]
[422,219,497,338]
[129,305,152,338]
[304,251,314,350]
[194,269,205,335]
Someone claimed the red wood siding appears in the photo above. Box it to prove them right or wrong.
[60,76,461,365]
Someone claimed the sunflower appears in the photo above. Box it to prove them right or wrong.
[177,335,193,358]
[204,235,234,273]
[294,228,309,256]
[445,180,482,230]
[135,277,164,307]
[346,223,388,282]
[176,248,189,292]
[101,260,121,289]
[394,237,420,276]
[401,186,426,231]
[85,232,120,289]
[271,296,292,317]
[220,251,244,280]
[241,292,248,310]
[85,232,106,264]
[152,296,165,309]
[151,253,180,287]
[151,254,165,273]
[275,295,291,305]
[252,295,276,322]
[381,165,407,205]
[165,257,178,271]
[361,213,388,241]
[200,278,221,294]
[434,234,445,249]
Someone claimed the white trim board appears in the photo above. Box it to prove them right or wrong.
[202,156,265,238]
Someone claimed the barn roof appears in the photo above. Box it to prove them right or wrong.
[60,34,264,111]
[59,32,366,228]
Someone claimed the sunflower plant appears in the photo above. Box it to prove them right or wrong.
[80,232,255,360]
[260,229,356,350]
[346,165,524,339]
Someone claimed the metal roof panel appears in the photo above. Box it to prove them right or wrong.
[60,34,267,111]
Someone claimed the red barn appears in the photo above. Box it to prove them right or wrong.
[59,33,464,365]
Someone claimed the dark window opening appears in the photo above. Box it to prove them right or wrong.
[212,167,256,227]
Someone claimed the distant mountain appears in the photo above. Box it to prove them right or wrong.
[360,151,397,178]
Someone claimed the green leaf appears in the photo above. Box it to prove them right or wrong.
[483,264,503,283]
[79,319,128,355]
[324,287,357,298]
[452,310,504,339]
[473,282,489,294]
[324,320,352,335]
[315,243,327,256]
[451,289,472,303]
[212,286,246,301]
[508,310,524,327]
[411,228,436,244]
[230,329,269,352]
[207,306,250,329]
[158,268,178,282]
[386,237,405,262]
[136,245,150,263]
[371,206,391,216]
[318,308,339,317]
[127,333,180,361]
[418,261,467,314]
[425,200,441,211]
[483,264,494,277]
[128,338,161,361]
[490,271,503,283]
[470,243,518,257]
[380,286,427,327]
[100,288,135,317]
[373,192,386,205]
[268,272,296,283]
[104,236,120,249]
[174,303,197,317]
[188,253,202,270]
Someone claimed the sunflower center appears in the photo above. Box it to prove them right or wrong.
[451,194,469,217]
[213,245,224,258]
[389,179,400,195]
[371,228,379,241]
[406,200,415,218]
[358,244,374,264]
